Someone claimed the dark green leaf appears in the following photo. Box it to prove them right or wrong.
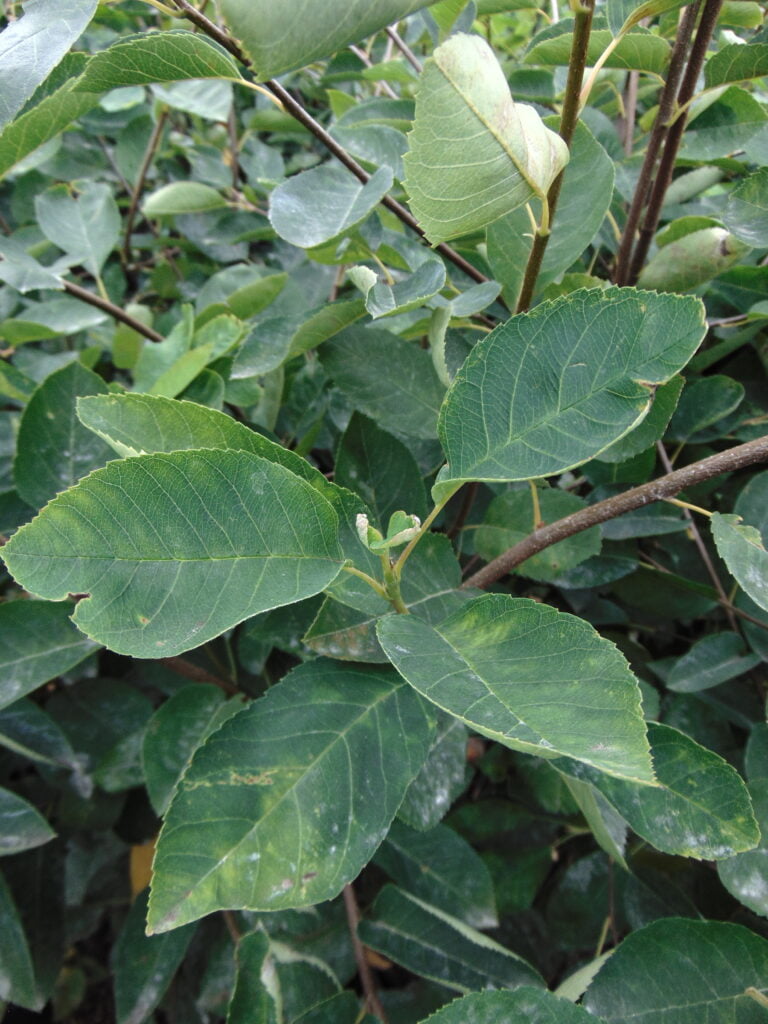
[398,713,469,832]
[583,918,768,1021]
[226,929,278,1024]
[0,788,55,856]
[147,662,433,932]
[718,779,768,918]
[0,599,98,712]
[705,43,768,88]
[378,592,654,784]
[712,512,768,613]
[525,24,670,72]
[14,361,113,509]
[0,868,39,1010]
[667,633,760,692]
[416,988,602,1022]
[437,289,705,493]
[358,885,543,993]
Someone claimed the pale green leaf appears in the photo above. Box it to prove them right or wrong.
[35,182,120,278]
[404,33,568,244]
[398,714,468,832]
[0,599,98,712]
[525,22,670,73]
[14,362,113,509]
[147,662,433,932]
[151,78,232,121]
[219,0,429,80]
[112,889,197,1024]
[0,237,64,292]
[2,451,345,658]
[554,722,760,859]
[358,885,543,993]
[366,260,446,319]
[226,930,279,1024]
[75,29,241,92]
[142,685,245,816]
[375,821,498,929]
[637,228,751,293]
[724,168,768,247]
[0,788,54,856]
[270,165,393,248]
[583,918,768,1021]
[705,42,768,88]
[0,0,97,129]
[718,779,768,918]
[436,288,706,492]
[378,592,654,784]
[712,512,768,612]
[681,86,768,161]
[143,181,228,216]
[486,120,614,308]
[560,775,628,868]
[417,988,601,1023]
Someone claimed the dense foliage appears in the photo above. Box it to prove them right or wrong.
[1,0,768,1020]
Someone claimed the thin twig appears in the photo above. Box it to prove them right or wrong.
[342,883,389,1024]
[227,101,241,189]
[122,108,168,263]
[462,435,768,589]
[385,24,423,72]
[516,0,595,312]
[159,655,240,695]
[621,71,639,157]
[614,1,701,285]
[627,0,724,283]
[656,441,739,631]
[62,279,164,342]
[350,44,399,99]
[167,0,489,285]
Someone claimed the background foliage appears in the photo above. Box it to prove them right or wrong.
[1,0,768,1021]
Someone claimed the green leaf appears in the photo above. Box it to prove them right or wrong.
[0,788,54,856]
[219,0,429,80]
[486,120,614,308]
[0,0,97,129]
[554,722,760,859]
[637,228,751,293]
[667,632,760,693]
[475,487,601,582]
[2,451,345,658]
[0,699,82,776]
[736,470,768,542]
[143,181,229,216]
[525,22,670,73]
[0,868,39,1010]
[666,375,745,441]
[712,512,768,613]
[375,820,498,929]
[718,778,768,918]
[35,182,120,278]
[597,375,684,463]
[398,714,468,832]
[75,29,241,92]
[436,288,706,492]
[142,684,245,816]
[404,33,568,244]
[14,362,113,509]
[320,326,446,440]
[415,988,601,1023]
[0,67,100,180]
[147,661,433,932]
[724,168,768,247]
[0,599,98,712]
[378,592,654,784]
[270,165,393,248]
[560,775,628,868]
[358,885,543,993]
[681,86,768,161]
[0,236,65,292]
[226,930,279,1024]
[335,412,428,528]
[583,918,768,1021]
[366,260,447,319]
[112,889,197,1024]
[705,42,768,88]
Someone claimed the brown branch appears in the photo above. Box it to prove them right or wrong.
[343,883,389,1024]
[62,279,164,342]
[167,0,489,286]
[516,0,595,312]
[158,655,239,695]
[614,1,700,285]
[385,24,423,72]
[626,0,724,283]
[656,441,738,631]
[462,435,768,589]
[122,108,168,262]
